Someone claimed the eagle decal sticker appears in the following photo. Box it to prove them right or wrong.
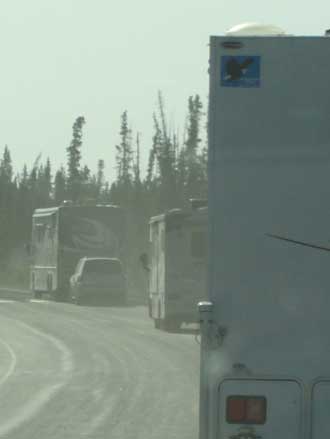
[221,56,261,88]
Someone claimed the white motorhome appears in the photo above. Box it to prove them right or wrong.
[149,201,207,331]
[30,204,125,301]
[199,23,330,439]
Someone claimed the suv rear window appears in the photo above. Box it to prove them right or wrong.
[83,259,122,275]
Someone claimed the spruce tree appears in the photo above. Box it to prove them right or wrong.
[54,166,67,205]
[96,159,105,198]
[133,133,141,186]
[184,95,204,200]
[153,93,177,210]
[0,146,13,184]
[115,111,133,184]
[66,116,86,202]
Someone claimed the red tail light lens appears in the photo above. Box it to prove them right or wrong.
[226,396,266,424]
[227,397,246,423]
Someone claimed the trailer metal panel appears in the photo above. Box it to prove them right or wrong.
[201,32,330,438]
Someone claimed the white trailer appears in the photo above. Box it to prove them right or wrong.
[149,203,207,331]
[199,23,330,439]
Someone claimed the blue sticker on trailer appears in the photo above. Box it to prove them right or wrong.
[221,56,261,88]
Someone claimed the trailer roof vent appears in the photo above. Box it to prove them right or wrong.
[225,22,286,36]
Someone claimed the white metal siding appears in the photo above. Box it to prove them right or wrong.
[149,221,166,318]
[166,223,206,320]
[311,381,330,438]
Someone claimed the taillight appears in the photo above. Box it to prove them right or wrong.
[226,396,266,424]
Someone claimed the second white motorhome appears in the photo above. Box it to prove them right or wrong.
[148,201,207,331]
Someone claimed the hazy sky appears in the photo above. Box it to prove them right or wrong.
[0,0,328,181]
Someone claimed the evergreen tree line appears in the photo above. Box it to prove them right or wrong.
[0,92,207,291]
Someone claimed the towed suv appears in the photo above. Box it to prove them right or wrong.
[70,257,127,306]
